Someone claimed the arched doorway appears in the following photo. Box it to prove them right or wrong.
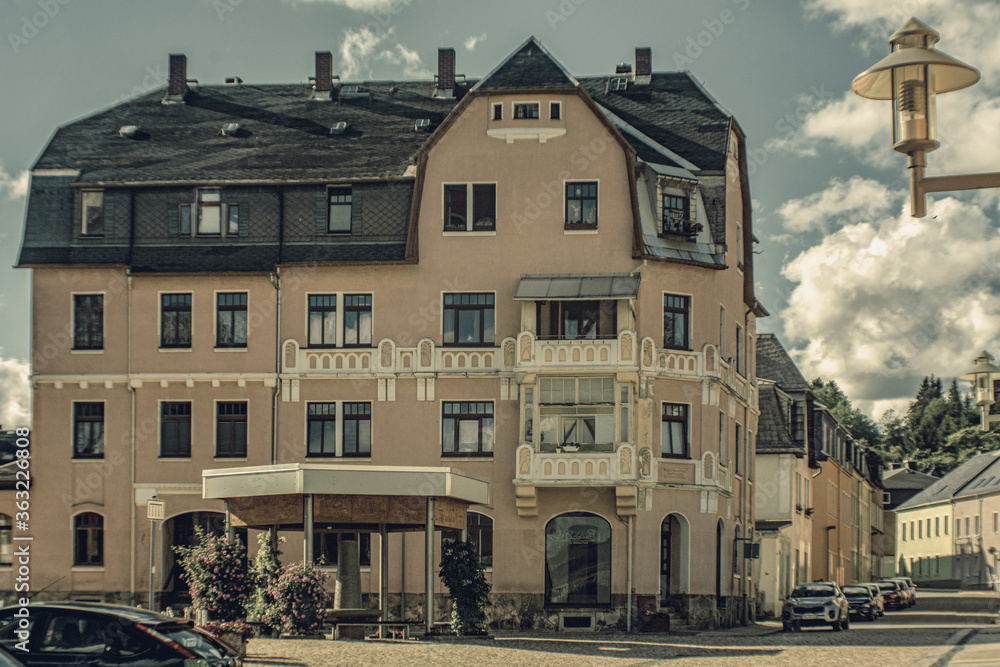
[545,512,612,605]
[161,511,247,609]
[660,513,690,605]
[716,519,725,601]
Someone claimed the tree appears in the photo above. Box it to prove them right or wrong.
[924,427,1000,474]
[438,538,492,635]
[247,531,283,632]
[810,378,881,448]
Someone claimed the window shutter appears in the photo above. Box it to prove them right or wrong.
[316,192,328,235]
[104,199,115,234]
[239,205,249,237]
[351,190,362,231]
[168,206,179,236]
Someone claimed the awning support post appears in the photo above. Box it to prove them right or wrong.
[425,497,435,635]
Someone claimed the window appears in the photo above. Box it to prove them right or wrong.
[160,294,192,348]
[927,517,932,537]
[735,423,743,474]
[467,512,493,567]
[306,403,337,457]
[514,102,539,119]
[918,520,922,539]
[945,517,949,535]
[343,294,372,346]
[216,401,247,457]
[733,526,742,574]
[308,295,337,347]
[81,190,104,236]
[735,324,744,376]
[442,401,494,456]
[749,432,755,480]
[74,513,103,566]
[719,306,726,358]
[902,522,907,541]
[975,515,980,535]
[719,412,727,464]
[539,378,619,451]
[443,293,495,346]
[444,183,496,232]
[661,403,689,458]
[0,515,10,567]
[73,403,104,459]
[550,102,561,119]
[994,512,998,534]
[662,194,689,235]
[73,295,103,350]
[492,103,502,121]
[966,516,971,536]
[228,204,239,235]
[197,189,221,234]
[179,204,191,235]
[545,512,611,605]
[565,182,597,228]
[955,518,960,537]
[342,402,371,457]
[160,402,191,458]
[314,531,371,567]
[216,292,247,348]
[536,300,617,340]
[736,224,744,270]
[328,187,352,233]
[663,294,690,349]
[936,516,940,537]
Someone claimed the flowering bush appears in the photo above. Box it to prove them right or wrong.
[173,528,252,623]
[203,619,255,639]
[247,532,283,631]
[261,561,331,635]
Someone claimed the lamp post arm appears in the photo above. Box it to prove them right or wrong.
[922,172,1000,193]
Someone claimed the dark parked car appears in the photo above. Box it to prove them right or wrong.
[0,602,239,666]
[890,576,917,606]
[876,580,907,610]
[860,582,885,617]
[781,582,850,632]
[842,584,879,621]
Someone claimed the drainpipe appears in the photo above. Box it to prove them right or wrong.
[127,270,136,605]
[627,515,633,632]
[400,533,406,623]
[271,268,281,464]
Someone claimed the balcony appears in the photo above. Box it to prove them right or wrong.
[515,330,635,370]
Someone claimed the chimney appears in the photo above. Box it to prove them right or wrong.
[168,54,187,97]
[438,48,455,92]
[903,459,913,469]
[635,47,652,77]
[315,51,333,93]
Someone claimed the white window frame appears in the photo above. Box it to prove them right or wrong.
[442,182,498,236]
[512,100,541,120]
[158,290,194,352]
[70,291,106,355]
[81,189,105,236]
[549,101,562,120]
[492,102,503,121]
[196,187,223,236]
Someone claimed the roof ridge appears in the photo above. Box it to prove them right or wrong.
[469,36,578,93]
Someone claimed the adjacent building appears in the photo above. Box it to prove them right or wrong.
[15,39,763,629]
[880,462,938,577]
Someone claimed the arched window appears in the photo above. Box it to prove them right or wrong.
[467,512,493,568]
[545,512,611,605]
[734,525,743,574]
[74,513,103,566]
[0,514,11,566]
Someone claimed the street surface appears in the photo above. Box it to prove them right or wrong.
[244,590,1000,666]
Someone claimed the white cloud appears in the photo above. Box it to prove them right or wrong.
[339,26,430,80]
[779,180,1000,407]
[465,33,486,51]
[0,355,29,429]
[784,0,1000,170]
[287,0,411,11]
[778,176,901,233]
[0,163,28,201]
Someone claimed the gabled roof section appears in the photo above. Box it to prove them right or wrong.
[954,453,1000,499]
[756,333,810,393]
[469,37,579,92]
[882,466,939,491]
[896,451,1000,510]
[756,384,803,455]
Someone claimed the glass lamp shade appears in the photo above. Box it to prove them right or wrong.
[892,64,937,154]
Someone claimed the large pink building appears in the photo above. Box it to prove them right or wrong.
[12,38,762,630]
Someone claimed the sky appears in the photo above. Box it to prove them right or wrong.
[1,0,999,428]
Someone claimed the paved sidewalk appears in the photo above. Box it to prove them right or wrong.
[941,627,1000,666]
[695,620,783,637]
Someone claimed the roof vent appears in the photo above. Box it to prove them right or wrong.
[221,122,241,136]
[616,63,632,74]
[118,125,139,138]
[225,76,243,85]
[413,118,432,132]
[338,85,371,105]
[329,121,347,135]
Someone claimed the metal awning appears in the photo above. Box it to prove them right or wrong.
[513,273,641,300]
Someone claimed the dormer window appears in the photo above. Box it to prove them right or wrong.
[81,191,104,236]
[513,102,539,119]
[662,195,689,235]
[328,187,352,233]
[197,189,221,235]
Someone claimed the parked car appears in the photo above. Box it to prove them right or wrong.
[860,582,885,617]
[781,582,851,632]
[0,602,240,666]
[0,644,25,667]
[842,584,879,621]
[890,576,917,606]
[876,580,907,610]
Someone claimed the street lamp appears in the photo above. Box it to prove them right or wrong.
[851,17,999,218]
[958,350,1000,431]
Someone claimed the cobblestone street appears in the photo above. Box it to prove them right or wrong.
[241,590,1000,666]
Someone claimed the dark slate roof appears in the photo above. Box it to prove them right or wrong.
[280,242,408,264]
[882,466,939,491]
[896,451,1000,510]
[953,453,1000,499]
[470,37,578,92]
[33,82,458,183]
[756,384,802,454]
[579,72,731,171]
[756,333,810,393]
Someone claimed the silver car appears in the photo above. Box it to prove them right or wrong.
[782,582,851,632]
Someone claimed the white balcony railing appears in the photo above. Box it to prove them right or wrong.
[514,443,642,486]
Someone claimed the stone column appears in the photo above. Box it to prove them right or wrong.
[335,538,362,610]
[303,494,314,565]
[426,497,436,634]
[379,524,389,637]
